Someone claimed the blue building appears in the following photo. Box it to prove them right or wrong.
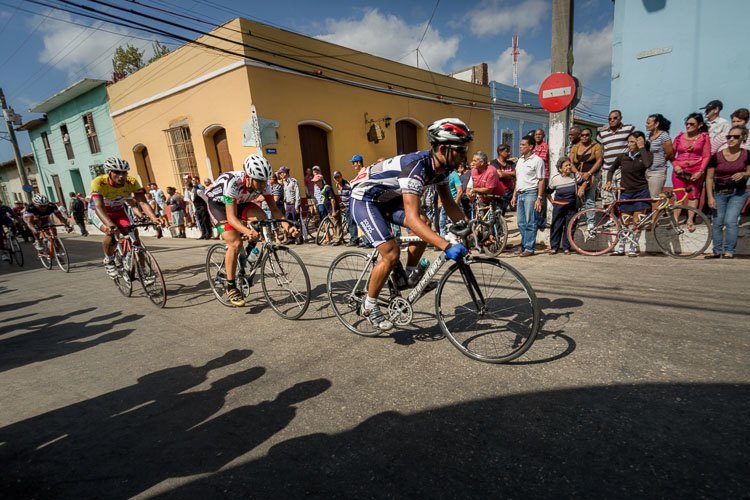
[18,79,119,203]
[610,0,747,136]
[490,81,548,157]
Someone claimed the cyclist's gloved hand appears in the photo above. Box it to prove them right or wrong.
[444,242,467,261]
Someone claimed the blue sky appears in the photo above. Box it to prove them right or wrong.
[0,0,615,160]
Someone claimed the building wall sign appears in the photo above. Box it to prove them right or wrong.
[637,47,672,59]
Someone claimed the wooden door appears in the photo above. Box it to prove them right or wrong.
[214,129,234,173]
[51,175,65,206]
[298,124,331,183]
[396,120,418,155]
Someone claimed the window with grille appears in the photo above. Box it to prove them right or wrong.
[164,125,198,183]
[60,124,74,160]
[501,130,514,148]
[83,113,101,154]
[41,132,54,164]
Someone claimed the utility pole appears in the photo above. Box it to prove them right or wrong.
[548,0,575,175]
[0,88,32,203]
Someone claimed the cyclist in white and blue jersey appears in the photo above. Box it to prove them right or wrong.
[349,118,473,330]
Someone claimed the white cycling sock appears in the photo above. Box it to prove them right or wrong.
[364,296,378,311]
[104,255,115,263]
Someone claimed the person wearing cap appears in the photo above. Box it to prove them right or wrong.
[702,100,731,154]
[277,166,303,244]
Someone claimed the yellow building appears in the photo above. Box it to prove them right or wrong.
[107,18,491,188]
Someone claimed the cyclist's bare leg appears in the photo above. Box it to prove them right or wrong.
[99,224,117,257]
[367,239,400,299]
[405,240,427,267]
[222,229,243,280]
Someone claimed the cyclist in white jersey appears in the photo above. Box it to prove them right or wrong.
[349,118,472,330]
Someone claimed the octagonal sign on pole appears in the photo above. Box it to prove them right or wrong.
[538,73,577,113]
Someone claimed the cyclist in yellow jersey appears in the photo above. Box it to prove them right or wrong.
[90,157,160,278]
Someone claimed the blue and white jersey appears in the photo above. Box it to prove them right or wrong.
[350,150,447,203]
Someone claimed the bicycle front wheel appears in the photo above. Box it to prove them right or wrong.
[436,257,540,363]
[261,246,311,320]
[568,208,620,255]
[316,217,332,245]
[653,206,711,258]
[113,250,133,298]
[9,235,24,267]
[327,251,381,337]
[136,250,167,308]
[53,237,70,272]
[486,210,509,256]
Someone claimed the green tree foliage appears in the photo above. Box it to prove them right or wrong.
[111,44,145,82]
[149,41,170,63]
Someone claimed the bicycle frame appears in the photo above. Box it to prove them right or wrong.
[605,188,690,232]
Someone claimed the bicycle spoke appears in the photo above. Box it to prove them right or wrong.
[261,247,310,320]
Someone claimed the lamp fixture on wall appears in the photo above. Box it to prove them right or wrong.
[364,113,391,143]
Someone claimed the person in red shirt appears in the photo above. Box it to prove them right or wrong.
[469,151,504,208]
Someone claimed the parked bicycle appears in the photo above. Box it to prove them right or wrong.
[470,194,509,256]
[316,208,348,246]
[327,221,540,364]
[36,224,70,272]
[1,228,24,267]
[567,187,711,258]
[111,220,167,308]
[205,218,311,319]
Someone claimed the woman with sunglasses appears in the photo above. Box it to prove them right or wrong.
[672,112,711,232]
[645,114,674,197]
[705,126,750,259]
[569,128,602,226]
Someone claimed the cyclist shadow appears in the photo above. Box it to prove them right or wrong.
[0,293,62,314]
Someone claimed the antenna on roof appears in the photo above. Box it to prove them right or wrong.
[512,34,519,88]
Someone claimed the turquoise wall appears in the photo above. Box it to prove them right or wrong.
[27,84,119,203]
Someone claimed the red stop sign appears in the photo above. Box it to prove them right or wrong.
[538,73,577,112]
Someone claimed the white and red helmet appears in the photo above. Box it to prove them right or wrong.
[427,118,473,146]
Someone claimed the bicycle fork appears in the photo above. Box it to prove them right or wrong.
[456,259,487,316]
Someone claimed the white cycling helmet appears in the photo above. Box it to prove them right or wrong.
[243,154,272,181]
[32,193,49,205]
[427,118,473,146]
[104,157,130,172]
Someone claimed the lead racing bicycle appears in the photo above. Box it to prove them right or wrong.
[111,219,168,308]
[326,222,540,364]
[205,218,311,319]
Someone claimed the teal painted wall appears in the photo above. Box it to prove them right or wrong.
[27,84,119,203]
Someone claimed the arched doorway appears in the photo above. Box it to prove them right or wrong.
[298,123,332,183]
[213,128,234,174]
[132,144,155,185]
[396,120,419,154]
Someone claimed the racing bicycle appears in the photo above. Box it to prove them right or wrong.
[36,224,70,272]
[111,220,168,308]
[327,222,540,364]
[205,218,311,319]
[1,228,24,267]
[567,187,711,258]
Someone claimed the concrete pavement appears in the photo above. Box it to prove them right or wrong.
[0,234,748,498]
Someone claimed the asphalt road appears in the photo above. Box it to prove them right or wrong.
[0,234,748,498]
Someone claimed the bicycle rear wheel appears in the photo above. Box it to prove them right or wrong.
[9,235,24,267]
[53,237,70,272]
[652,206,711,258]
[38,238,53,269]
[485,210,508,256]
[436,257,540,363]
[327,251,381,337]
[568,208,620,255]
[261,246,311,320]
[136,249,167,308]
[316,217,333,245]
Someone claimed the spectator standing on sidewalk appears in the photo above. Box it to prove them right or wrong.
[278,166,303,244]
[185,180,211,239]
[701,100,731,154]
[350,154,372,247]
[69,192,88,236]
[566,126,582,157]
[598,110,635,206]
[333,170,358,246]
[547,159,582,255]
[570,128,603,227]
[645,114,674,197]
[672,113,711,231]
[456,161,473,217]
[511,136,545,257]
[166,186,186,238]
[533,129,550,231]
[149,183,166,214]
[489,144,516,215]
[720,108,750,151]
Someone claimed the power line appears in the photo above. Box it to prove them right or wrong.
[416,0,440,52]
[0,0,20,35]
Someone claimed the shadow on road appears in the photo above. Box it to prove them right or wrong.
[0,309,142,372]
[0,349,331,499]
[155,383,748,499]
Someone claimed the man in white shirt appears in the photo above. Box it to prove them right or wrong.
[701,99,731,153]
[510,136,545,257]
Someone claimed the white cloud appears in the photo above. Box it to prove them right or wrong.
[36,10,155,82]
[489,47,549,91]
[316,8,460,73]
[572,22,613,83]
[463,0,549,37]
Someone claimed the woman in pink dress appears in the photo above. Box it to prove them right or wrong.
[672,113,711,231]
